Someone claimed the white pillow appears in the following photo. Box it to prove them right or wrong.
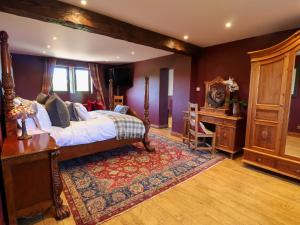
[74,103,91,121]
[17,118,37,131]
[31,101,52,131]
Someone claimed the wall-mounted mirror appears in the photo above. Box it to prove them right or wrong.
[285,50,300,158]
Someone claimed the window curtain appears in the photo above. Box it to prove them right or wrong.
[88,63,106,108]
[41,57,56,94]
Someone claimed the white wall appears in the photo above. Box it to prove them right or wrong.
[168,69,174,96]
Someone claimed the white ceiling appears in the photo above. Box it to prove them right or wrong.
[0,12,172,63]
[61,0,300,47]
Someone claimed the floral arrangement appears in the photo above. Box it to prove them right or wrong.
[223,77,239,92]
[10,104,35,120]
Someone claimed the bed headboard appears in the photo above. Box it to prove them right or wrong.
[0,31,17,142]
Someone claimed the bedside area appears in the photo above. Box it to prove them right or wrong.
[1,133,70,225]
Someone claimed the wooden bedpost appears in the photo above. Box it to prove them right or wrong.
[0,31,16,136]
[142,76,155,152]
[109,78,113,111]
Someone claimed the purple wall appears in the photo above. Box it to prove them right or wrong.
[191,29,299,107]
[12,53,109,103]
[159,68,169,126]
[126,54,191,133]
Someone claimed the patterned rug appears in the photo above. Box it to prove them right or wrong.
[60,133,224,225]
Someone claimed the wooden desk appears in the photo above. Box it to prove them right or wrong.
[1,134,70,225]
[183,111,245,158]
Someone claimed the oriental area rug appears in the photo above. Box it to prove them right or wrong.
[60,133,224,225]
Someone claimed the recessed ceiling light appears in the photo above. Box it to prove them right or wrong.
[225,22,232,28]
[116,56,120,59]
[47,45,51,49]
[52,36,57,40]
[131,51,135,55]
[42,50,46,54]
[81,0,87,5]
[183,35,189,40]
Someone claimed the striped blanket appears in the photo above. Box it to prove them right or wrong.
[96,111,145,140]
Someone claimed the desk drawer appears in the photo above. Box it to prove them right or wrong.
[223,119,236,126]
[200,115,223,124]
[244,151,276,168]
[276,160,300,177]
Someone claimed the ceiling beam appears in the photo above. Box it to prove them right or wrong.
[0,0,202,56]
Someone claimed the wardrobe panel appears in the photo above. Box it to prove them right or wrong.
[257,59,284,105]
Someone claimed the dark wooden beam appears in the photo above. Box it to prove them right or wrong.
[0,0,202,56]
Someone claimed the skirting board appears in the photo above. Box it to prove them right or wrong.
[170,131,182,138]
[151,124,169,129]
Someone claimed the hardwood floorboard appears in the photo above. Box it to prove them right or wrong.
[18,128,300,225]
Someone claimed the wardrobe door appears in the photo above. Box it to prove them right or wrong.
[247,54,290,155]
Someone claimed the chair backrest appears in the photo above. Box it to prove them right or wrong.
[114,95,124,107]
[188,102,199,133]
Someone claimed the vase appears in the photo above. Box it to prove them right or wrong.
[232,102,240,117]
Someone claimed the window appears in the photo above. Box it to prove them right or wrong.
[75,68,91,92]
[52,67,68,92]
[52,66,92,93]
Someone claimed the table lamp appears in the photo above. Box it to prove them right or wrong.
[10,104,36,140]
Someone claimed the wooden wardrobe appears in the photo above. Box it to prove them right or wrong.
[243,30,300,180]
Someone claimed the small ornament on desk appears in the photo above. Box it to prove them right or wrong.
[223,77,247,116]
[9,104,36,140]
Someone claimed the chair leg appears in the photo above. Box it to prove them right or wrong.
[194,136,198,150]
[211,133,216,158]
[188,132,191,148]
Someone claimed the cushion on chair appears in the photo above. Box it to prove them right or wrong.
[45,94,70,128]
[114,105,129,114]
[199,122,213,134]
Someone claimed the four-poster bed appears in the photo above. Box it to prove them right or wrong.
[0,31,154,224]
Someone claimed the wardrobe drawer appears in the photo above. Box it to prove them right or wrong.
[276,160,300,177]
[244,152,276,168]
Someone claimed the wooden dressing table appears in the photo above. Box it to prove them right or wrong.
[183,111,245,158]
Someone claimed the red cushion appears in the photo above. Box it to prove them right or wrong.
[95,101,106,110]
[87,100,96,111]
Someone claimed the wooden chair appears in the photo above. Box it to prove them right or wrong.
[114,95,124,107]
[188,103,216,157]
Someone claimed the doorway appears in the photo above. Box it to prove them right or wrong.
[168,69,174,128]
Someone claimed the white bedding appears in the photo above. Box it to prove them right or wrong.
[26,111,145,147]
[49,111,117,147]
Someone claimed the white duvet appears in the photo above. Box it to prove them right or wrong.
[49,111,116,147]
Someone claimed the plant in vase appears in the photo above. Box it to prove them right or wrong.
[10,104,36,140]
[223,77,247,116]
[226,99,247,116]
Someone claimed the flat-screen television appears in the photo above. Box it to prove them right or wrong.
[104,67,133,88]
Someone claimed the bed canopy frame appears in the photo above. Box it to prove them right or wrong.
[0,30,155,224]
[0,30,154,157]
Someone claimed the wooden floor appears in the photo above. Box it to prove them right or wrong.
[19,128,300,225]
